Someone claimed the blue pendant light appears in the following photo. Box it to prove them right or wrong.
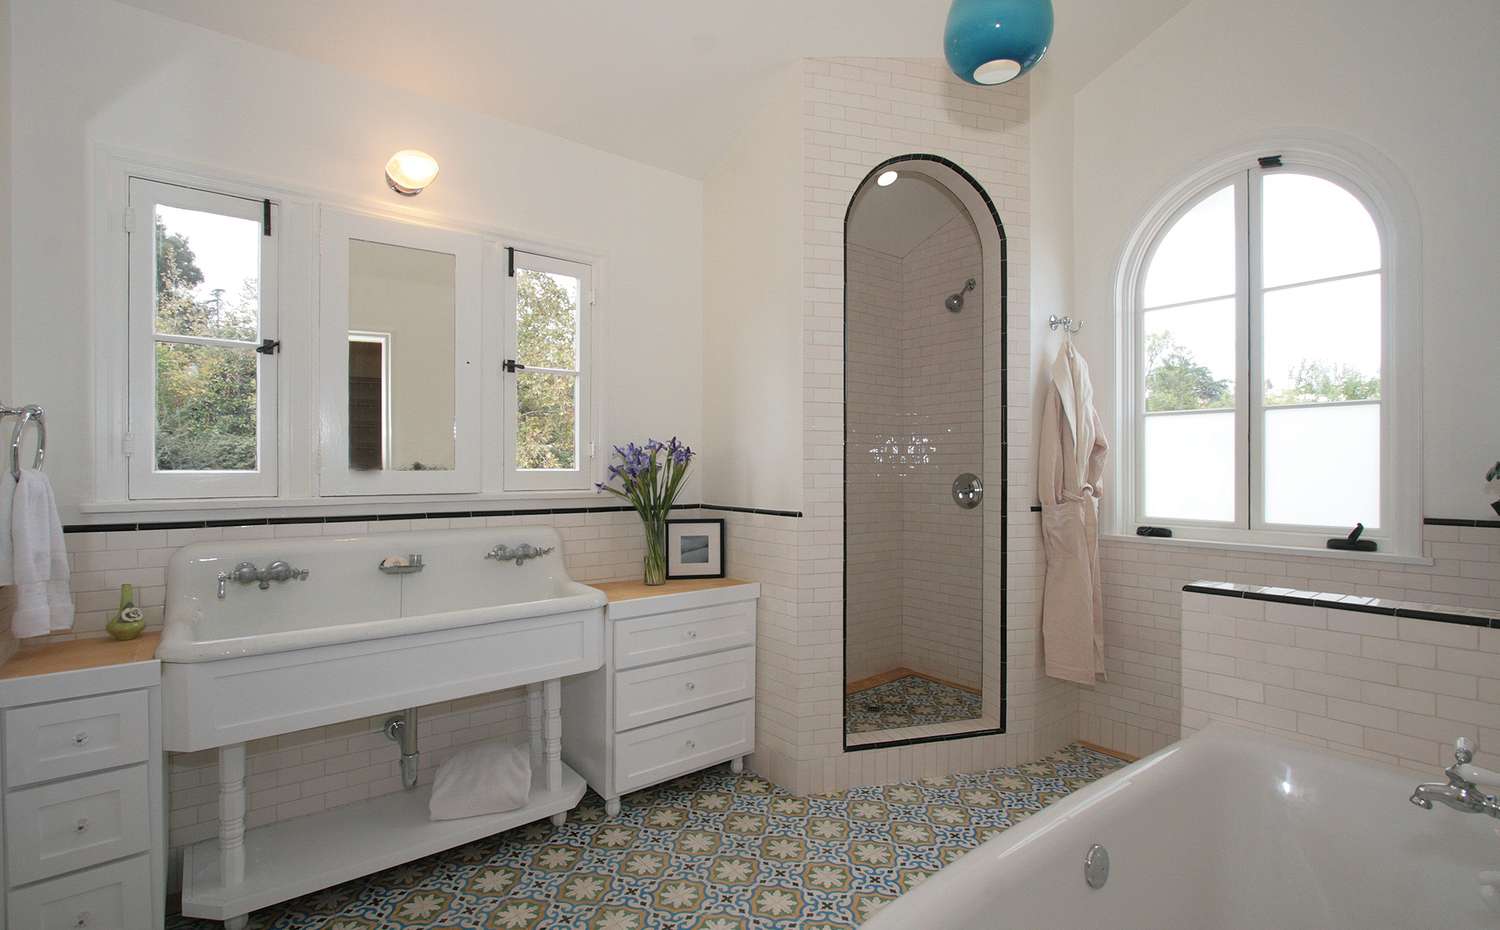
[944,0,1054,86]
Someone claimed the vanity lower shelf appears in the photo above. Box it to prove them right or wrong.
[179,763,586,921]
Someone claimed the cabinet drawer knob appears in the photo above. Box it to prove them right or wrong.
[73,732,90,746]
[685,681,696,692]
[75,817,90,833]
[74,912,91,928]
[684,630,698,640]
[684,739,696,751]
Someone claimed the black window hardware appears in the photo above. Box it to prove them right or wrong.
[1136,526,1173,538]
[262,199,272,236]
[506,247,515,277]
[255,339,281,355]
[1327,522,1377,552]
[502,359,525,373]
[1258,155,1283,169]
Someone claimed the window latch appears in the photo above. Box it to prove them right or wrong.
[502,359,526,373]
[255,339,281,355]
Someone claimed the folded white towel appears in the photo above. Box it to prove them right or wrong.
[9,469,73,638]
[0,471,14,587]
[429,739,532,821]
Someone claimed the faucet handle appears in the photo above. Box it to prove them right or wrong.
[1458,737,1476,764]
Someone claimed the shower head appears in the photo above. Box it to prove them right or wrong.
[945,278,976,313]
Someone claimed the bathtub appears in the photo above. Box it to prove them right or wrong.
[865,724,1500,930]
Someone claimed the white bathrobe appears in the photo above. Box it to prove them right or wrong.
[1038,343,1109,685]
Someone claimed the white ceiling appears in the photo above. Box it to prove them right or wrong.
[847,171,966,258]
[113,0,1192,178]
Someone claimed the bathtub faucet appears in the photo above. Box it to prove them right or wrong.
[1410,738,1500,818]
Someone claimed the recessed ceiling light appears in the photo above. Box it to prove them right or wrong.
[876,170,899,187]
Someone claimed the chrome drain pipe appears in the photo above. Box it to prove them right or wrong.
[383,709,419,790]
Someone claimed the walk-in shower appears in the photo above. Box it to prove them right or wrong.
[843,155,1006,750]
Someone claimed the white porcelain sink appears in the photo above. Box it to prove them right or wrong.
[160,526,602,661]
[159,525,606,752]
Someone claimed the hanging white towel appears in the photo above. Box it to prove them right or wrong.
[9,469,74,638]
[0,471,15,587]
[1038,342,1109,685]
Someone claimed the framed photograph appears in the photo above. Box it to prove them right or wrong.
[666,519,725,579]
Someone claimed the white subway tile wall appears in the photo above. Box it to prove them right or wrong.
[1081,524,1500,759]
[764,56,1077,793]
[1180,585,1500,775]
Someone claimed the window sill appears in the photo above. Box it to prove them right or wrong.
[1099,533,1432,566]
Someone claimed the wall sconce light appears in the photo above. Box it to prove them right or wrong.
[384,150,440,196]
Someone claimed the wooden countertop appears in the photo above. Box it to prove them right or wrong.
[591,578,753,603]
[0,633,161,680]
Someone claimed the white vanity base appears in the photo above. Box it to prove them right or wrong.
[180,765,585,922]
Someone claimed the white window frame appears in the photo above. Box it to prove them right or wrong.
[502,250,595,492]
[91,149,609,516]
[1114,139,1422,555]
[126,178,279,499]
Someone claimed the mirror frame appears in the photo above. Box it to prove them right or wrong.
[317,207,483,495]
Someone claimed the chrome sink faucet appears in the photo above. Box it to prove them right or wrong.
[485,542,554,566]
[217,560,311,598]
[1410,738,1500,818]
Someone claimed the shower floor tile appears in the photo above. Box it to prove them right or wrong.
[844,673,984,735]
[167,744,1124,930]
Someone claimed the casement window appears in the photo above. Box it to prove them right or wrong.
[502,251,594,491]
[1123,153,1417,551]
[126,178,278,499]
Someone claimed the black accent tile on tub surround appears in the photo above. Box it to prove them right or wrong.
[1182,581,1500,630]
[1425,517,1500,529]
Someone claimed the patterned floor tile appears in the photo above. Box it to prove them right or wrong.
[168,744,1122,929]
[844,675,984,734]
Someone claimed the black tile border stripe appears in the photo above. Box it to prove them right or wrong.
[1182,582,1500,630]
[64,502,720,534]
[699,504,805,518]
[1425,517,1500,529]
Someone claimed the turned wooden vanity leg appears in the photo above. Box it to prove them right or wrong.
[605,797,622,817]
[731,756,745,775]
[526,682,544,774]
[543,678,562,793]
[219,743,248,929]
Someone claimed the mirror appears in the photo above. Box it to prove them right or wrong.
[346,240,456,472]
[318,209,482,496]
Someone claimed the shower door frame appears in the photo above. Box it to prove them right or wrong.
[841,153,1008,753]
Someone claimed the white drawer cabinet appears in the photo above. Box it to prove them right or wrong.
[0,642,165,930]
[564,582,758,815]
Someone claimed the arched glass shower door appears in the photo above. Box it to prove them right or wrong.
[843,156,1007,750]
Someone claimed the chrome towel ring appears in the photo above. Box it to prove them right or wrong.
[1,404,46,481]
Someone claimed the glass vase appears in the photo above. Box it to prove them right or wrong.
[643,515,668,586]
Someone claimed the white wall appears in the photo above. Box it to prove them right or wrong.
[8,0,704,520]
[0,0,12,402]
[1070,0,1500,521]
[700,65,803,512]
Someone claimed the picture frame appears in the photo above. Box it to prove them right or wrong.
[665,518,726,579]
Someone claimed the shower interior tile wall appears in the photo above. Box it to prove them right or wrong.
[845,242,906,683]
[845,218,986,691]
[1080,523,1500,758]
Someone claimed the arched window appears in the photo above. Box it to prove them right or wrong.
[1123,152,1416,551]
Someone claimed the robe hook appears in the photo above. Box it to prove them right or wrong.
[1048,315,1082,335]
